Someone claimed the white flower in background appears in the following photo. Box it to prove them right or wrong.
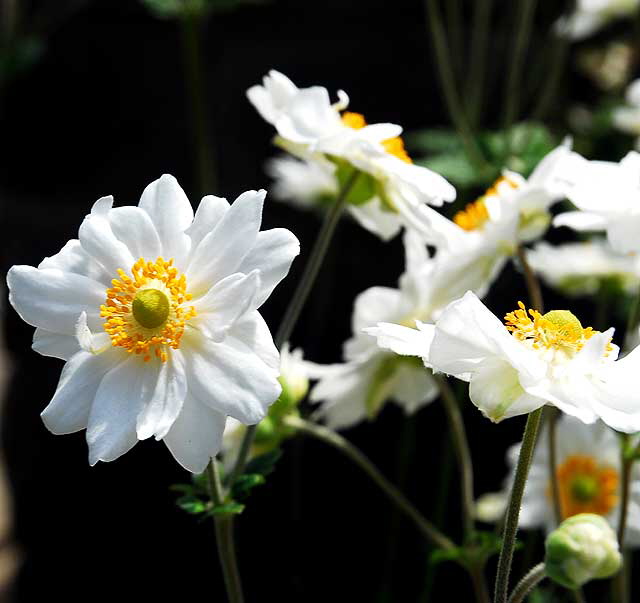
[6,175,300,473]
[613,79,640,148]
[368,290,640,431]
[266,154,402,241]
[247,70,456,241]
[476,415,640,547]
[577,41,634,90]
[554,151,640,254]
[307,231,478,429]
[556,0,640,40]
[527,239,640,296]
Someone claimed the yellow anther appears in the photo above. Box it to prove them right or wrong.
[341,111,412,163]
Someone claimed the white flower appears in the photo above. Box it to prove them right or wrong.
[613,79,640,148]
[556,0,640,40]
[6,174,300,473]
[527,239,640,296]
[478,414,640,547]
[247,70,456,241]
[554,151,640,254]
[368,290,640,431]
[307,232,479,429]
[266,154,402,241]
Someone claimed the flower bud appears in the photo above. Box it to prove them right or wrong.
[277,344,310,410]
[544,514,622,589]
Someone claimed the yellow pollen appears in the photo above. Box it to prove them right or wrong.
[550,455,619,519]
[341,111,412,163]
[453,175,520,231]
[100,257,196,363]
[504,302,597,352]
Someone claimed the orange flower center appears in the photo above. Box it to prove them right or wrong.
[453,175,520,231]
[341,111,412,163]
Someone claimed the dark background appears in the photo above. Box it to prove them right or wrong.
[0,0,635,601]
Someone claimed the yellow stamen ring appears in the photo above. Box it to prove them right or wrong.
[100,257,196,363]
[453,175,520,231]
[551,455,619,519]
[341,111,412,163]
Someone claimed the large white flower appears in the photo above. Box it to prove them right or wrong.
[556,0,640,40]
[368,290,640,431]
[476,414,640,547]
[307,232,480,429]
[6,175,300,472]
[266,154,402,241]
[247,70,456,241]
[554,151,640,254]
[613,79,640,148]
[527,239,640,296]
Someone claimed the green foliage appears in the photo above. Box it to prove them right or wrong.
[333,161,378,206]
[411,122,557,190]
[430,530,509,571]
[141,0,266,19]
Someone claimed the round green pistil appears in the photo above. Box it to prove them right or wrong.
[132,288,170,329]
[570,475,599,503]
[543,310,582,330]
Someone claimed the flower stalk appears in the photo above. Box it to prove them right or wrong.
[507,562,546,603]
[493,407,544,603]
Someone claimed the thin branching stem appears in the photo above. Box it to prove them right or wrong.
[507,562,546,603]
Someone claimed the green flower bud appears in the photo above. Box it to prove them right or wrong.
[545,514,622,589]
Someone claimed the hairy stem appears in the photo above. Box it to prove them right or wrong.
[494,408,543,603]
[507,562,546,603]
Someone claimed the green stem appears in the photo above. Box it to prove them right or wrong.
[425,0,488,171]
[206,460,244,603]
[516,245,544,313]
[436,375,475,540]
[545,407,562,525]
[494,408,544,603]
[445,0,464,80]
[502,0,538,146]
[180,11,216,196]
[507,562,546,603]
[227,169,359,487]
[283,415,455,551]
[467,0,493,126]
[470,563,491,603]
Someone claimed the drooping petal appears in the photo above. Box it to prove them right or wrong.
[78,196,136,277]
[7,265,105,335]
[236,228,300,308]
[32,329,81,361]
[365,322,433,359]
[351,287,405,333]
[162,395,226,473]
[182,331,281,424]
[185,195,230,250]
[108,206,162,261]
[192,271,261,341]
[41,348,122,435]
[138,174,193,267]
[136,350,187,440]
[75,311,112,354]
[391,364,438,414]
[187,190,265,295]
[87,356,160,464]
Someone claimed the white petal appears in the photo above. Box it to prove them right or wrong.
[347,200,402,241]
[32,329,80,360]
[182,330,281,424]
[87,356,160,464]
[351,287,405,332]
[187,190,265,295]
[236,228,300,308]
[7,265,105,335]
[38,239,109,285]
[41,348,122,434]
[607,216,640,254]
[75,311,111,354]
[192,271,261,341]
[469,357,545,422]
[365,322,433,359]
[108,206,162,261]
[391,364,438,413]
[186,195,230,249]
[553,211,608,231]
[78,196,136,277]
[136,350,187,440]
[138,174,193,267]
[163,395,226,473]
[227,311,279,372]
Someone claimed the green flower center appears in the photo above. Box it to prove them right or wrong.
[570,475,599,503]
[132,288,170,329]
[542,310,582,331]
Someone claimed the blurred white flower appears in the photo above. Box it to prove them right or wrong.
[369,290,640,431]
[478,415,640,546]
[527,239,640,296]
[307,231,481,429]
[613,79,640,148]
[556,0,640,40]
[247,70,456,241]
[6,175,300,472]
[554,151,640,253]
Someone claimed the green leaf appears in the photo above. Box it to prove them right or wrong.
[333,162,377,206]
[244,449,282,477]
[417,152,490,189]
[209,502,245,516]
[176,495,209,515]
[232,473,266,500]
[405,128,463,154]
